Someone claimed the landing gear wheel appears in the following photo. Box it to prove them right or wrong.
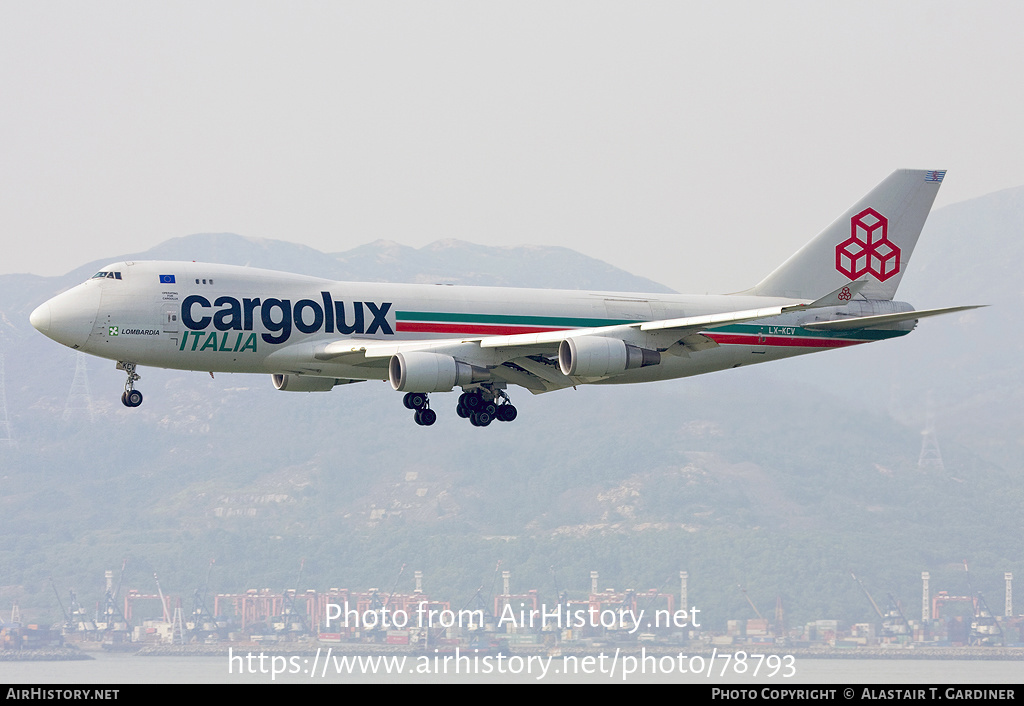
[119,361,142,408]
[406,393,433,425]
[471,410,493,427]
[404,392,428,410]
[459,388,514,426]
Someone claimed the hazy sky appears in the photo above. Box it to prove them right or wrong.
[2,1,1022,294]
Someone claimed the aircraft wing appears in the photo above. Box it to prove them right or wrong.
[288,282,872,393]
[318,281,867,356]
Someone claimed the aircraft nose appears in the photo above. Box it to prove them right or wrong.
[30,283,100,349]
[29,301,51,333]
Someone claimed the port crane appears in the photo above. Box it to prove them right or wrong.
[963,560,1003,646]
[189,558,221,642]
[98,560,130,633]
[277,559,312,636]
[738,585,764,621]
[737,584,778,641]
[850,571,909,638]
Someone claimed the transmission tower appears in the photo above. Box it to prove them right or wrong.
[0,353,16,449]
[63,353,95,422]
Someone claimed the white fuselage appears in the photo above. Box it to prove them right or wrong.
[31,260,911,389]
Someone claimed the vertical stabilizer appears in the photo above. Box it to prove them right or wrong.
[748,169,945,300]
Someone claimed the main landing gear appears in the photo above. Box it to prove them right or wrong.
[403,392,436,426]
[119,361,143,408]
[402,388,518,427]
[456,389,517,427]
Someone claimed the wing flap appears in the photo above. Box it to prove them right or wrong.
[489,361,560,393]
[299,283,887,374]
[307,283,873,364]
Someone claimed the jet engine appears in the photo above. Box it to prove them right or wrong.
[389,352,489,392]
[272,374,343,392]
[558,337,660,377]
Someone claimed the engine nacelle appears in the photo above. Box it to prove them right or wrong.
[558,337,661,377]
[389,352,489,392]
[272,374,341,392]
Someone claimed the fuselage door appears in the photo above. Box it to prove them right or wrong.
[164,310,180,348]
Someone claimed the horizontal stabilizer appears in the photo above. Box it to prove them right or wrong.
[802,305,985,331]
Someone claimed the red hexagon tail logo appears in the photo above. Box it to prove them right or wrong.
[835,207,900,281]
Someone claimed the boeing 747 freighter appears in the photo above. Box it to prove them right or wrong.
[30,169,979,426]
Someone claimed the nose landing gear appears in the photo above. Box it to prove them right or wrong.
[119,361,143,407]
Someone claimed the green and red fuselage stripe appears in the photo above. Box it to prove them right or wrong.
[395,311,635,336]
[394,312,907,347]
[705,324,906,348]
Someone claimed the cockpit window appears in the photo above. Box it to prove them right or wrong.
[91,271,122,280]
